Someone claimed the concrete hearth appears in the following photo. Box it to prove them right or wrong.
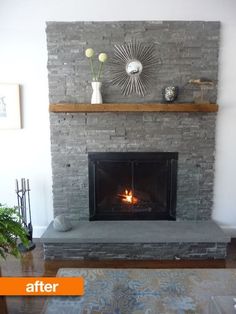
[41,221,230,260]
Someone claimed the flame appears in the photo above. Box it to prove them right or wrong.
[118,189,138,204]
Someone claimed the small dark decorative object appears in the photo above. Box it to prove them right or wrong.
[16,178,35,252]
[162,86,179,102]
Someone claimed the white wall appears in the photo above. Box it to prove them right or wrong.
[0,0,236,237]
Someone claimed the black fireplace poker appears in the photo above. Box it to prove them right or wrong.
[15,178,35,252]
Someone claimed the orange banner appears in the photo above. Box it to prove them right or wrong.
[0,277,84,296]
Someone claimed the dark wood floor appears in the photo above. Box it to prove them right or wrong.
[1,239,236,314]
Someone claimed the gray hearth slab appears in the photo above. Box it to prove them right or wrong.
[41,221,230,244]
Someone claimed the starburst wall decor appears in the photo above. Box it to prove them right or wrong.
[110,41,161,96]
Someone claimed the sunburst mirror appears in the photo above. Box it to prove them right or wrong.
[110,41,161,96]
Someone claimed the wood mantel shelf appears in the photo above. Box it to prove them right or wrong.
[49,103,218,113]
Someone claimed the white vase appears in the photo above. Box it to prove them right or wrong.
[91,81,102,104]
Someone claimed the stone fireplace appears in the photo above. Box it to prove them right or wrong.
[41,20,230,260]
[46,20,220,222]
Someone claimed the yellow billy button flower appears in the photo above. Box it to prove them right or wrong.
[98,53,108,63]
[85,48,94,58]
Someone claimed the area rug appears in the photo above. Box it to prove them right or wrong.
[42,268,236,314]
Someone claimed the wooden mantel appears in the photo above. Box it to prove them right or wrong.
[49,103,218,113]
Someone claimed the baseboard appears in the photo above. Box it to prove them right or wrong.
[33,225,47,238]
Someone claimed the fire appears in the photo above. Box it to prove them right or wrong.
[119,189,138,204]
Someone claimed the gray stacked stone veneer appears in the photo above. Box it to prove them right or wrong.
[47,20,220,221]
[46,21,220,104]
[44,21,225,260]
[50,111,216,221]
[44,242,227,260]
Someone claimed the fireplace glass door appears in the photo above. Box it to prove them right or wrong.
[88,152,178,220]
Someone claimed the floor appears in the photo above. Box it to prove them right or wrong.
[1,239,236,314]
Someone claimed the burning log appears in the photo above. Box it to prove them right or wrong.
[118,189,138,205]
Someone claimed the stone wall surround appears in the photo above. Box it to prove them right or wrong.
[47,20,220,222]
[50,111,216,221]
[46,21,220,104]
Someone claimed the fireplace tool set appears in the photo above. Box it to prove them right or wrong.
[15,178,35,251]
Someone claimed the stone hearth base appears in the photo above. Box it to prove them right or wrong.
[43,242,228,260]
[41,221,230,260]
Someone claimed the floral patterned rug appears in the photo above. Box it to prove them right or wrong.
[42,268,236,314]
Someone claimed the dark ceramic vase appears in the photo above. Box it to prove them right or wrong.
[162,86,179,102]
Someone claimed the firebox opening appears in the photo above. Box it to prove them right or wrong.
[88,152,178,221]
